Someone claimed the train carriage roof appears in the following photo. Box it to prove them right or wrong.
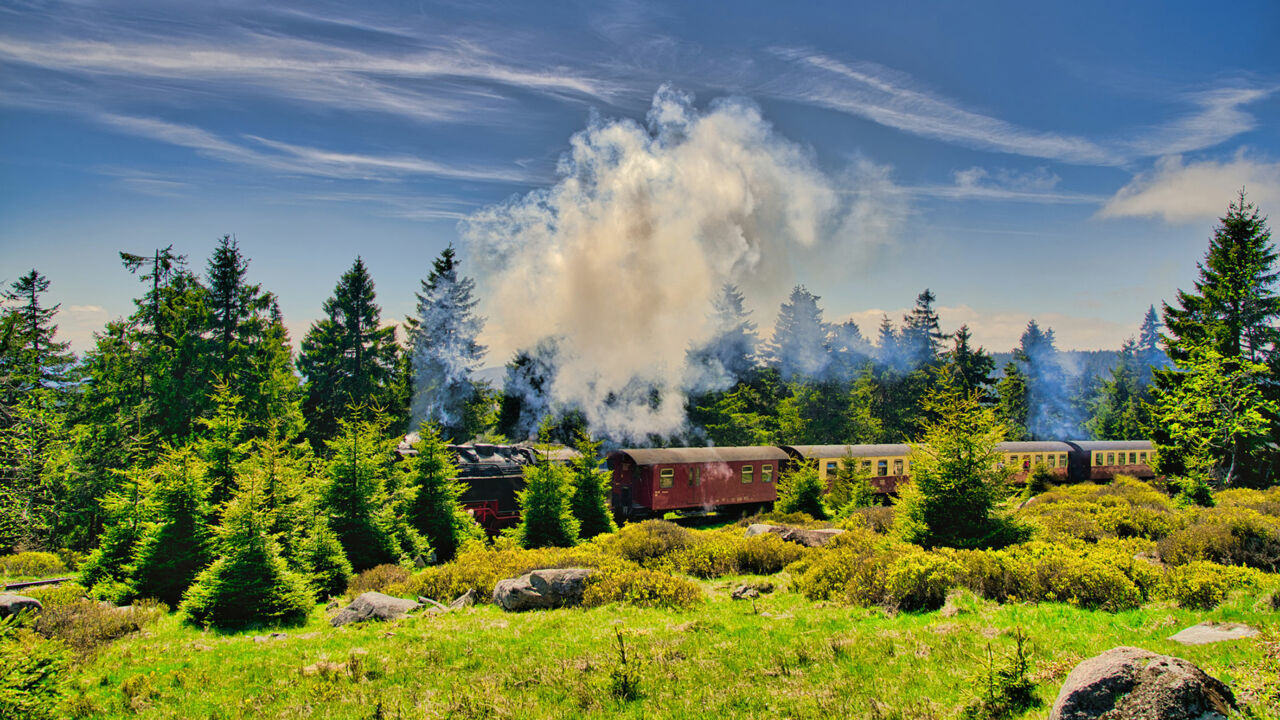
[781,444,911,459]
[996,441,1075,453]
[610,446,789,466]
[1066,440,1154,452]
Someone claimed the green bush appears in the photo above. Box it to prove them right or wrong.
[295,516,354,601]
[1157,506,1280,571]
[776,461,828,520]
[666,530,807,579]
[402,544,631,602]
[0,552,66,579]
[583,568,703,609]
[0,616,69,720]
[952,540,1150,611]
[841,506,895,534]
[1161,561,1266,610]
[1215,487,1280,517]
[787,528,898,603]
[21,582,87,609]
[1019,477,1181,542]
[884,552,961,612]
[600,521,692,565]
[346,564,412,598]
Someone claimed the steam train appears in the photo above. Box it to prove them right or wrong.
[398,435,1155,531]
[606,440,1156,521]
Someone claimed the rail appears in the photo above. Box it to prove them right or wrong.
[3,576,74,591]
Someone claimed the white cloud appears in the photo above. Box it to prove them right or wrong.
[95,114,531,184]
[909,166,1104,204]
[1124,88,1272,157]
[1099,152,1280,223]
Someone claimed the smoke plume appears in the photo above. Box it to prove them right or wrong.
[463,86,896,442]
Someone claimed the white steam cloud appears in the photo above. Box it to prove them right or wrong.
[463,86,899,442]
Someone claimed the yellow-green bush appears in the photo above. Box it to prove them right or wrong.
[34,598,164,657]
[20,582,87,609]
[884,552,961,612]
[1157,506,1280,572]
[1215,487,1280,518]
[583,568,703,609]
[599,520,692,565]
[400,544,632,602]
[840,506,895,534]
[0,617,69,720]
[1161,561,1267,610]
[667,530,807,578]
[0,552,66,579]
[345,564,413,598]
[787,528,901,603]
[1018,478,1181,542]
[952,540,1150,611]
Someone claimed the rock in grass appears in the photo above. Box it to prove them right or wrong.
[330,592,420,627]
[1169,621,1259,646]
[449,589,477,609]
[0,594,42,618]
[1049,646,1235,720]
[744,523,844,547]
[492,568,594,611]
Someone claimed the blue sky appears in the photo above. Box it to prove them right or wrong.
[2,0,1278,362]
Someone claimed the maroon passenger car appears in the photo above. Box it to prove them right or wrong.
[608,446,789,520]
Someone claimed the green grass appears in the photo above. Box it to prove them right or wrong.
[59,576,1279,720]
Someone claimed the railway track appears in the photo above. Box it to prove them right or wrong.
[3,576,73,591]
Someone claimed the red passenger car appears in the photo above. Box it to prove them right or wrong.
[608,446,789,520]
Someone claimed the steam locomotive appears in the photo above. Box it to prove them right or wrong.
[607,440,1156,521]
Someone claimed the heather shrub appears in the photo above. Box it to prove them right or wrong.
[1161,561,1266,610]
[583,568,703,609]
[786,528,899,602]
[1019,477,1180,542]
[21,582,87,608]
[738,510,825,528]
[1215,487,1280,517]
[841,506,895,534]
[1157,506,1280,571]
[34,598,164,657]
[0,551,65,579]
[600,520,692,565]
[346,564,413,598]
[952,540,1149,611]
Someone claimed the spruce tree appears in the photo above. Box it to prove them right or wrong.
[128,447,213,605]
[406,423,476,562]
[764,286,831,380]
[1154,192,1279,484]
[1015,320,1074,438]
[515,452,579,549]
[196,383,249,513]
[686,284,758,388]
[944,325,995,400]
[298,258,399,448]
[829,447,876,513]
[296,513,353,600]
[407,246,487,440]
[2,269,75,392]
[996,362,1029,441]
[776,460,828,519]
[180,479,312,630]
[568,433,616,540]
[901,288,949,367]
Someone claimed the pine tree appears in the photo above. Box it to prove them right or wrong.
[569,433,616,540]
[406,423,476,562]
[1136,305,1168,386]
[764,286,831,380]
[1015,320,1074,438]
[996,362,1029,441]
[515,452,579,549]
[1,269,75,392]
[895,387,1018,549]
[901,289,949,367]
[407,246,487,441]
[1155,192,1279,485]
[875,315,902,371]
[829,447,876,514]
[128,447,214,605]
[298,258,399,449]
[1087,339,1149,440]
[180,476,313,630]
[321,414,413,571]
[776,460,828,519]
[295,513,352,601]
[944,325,995,400]
[686,284,758,389]
[196,383,249,513]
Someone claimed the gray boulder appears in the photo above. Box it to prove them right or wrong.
[1169,621,1258,646]
[329,592,420,627]
[492,568,595,612]
[449,589,477,609]
[1050,646,1236,720]
[744,523,844,548]
[0,594,42,619]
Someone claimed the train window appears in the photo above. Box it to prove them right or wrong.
[893,459,904,475]
[861,460,872,471]
[690,466,701,487]
[762,465,773,483]
[1107,452,1115,465]
[1060,454,1068,466]
[741,466,754,483]
[1140,452,1148,464]
[1095,452,1104,466]
[659,468,674,489]
[1047,455,1056,468]
[877,460,888,476]
[1129,452,1137,464]
[826,461,837,477]
[1035,454,1044,465]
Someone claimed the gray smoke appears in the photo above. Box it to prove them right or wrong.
[463,86,898,442]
